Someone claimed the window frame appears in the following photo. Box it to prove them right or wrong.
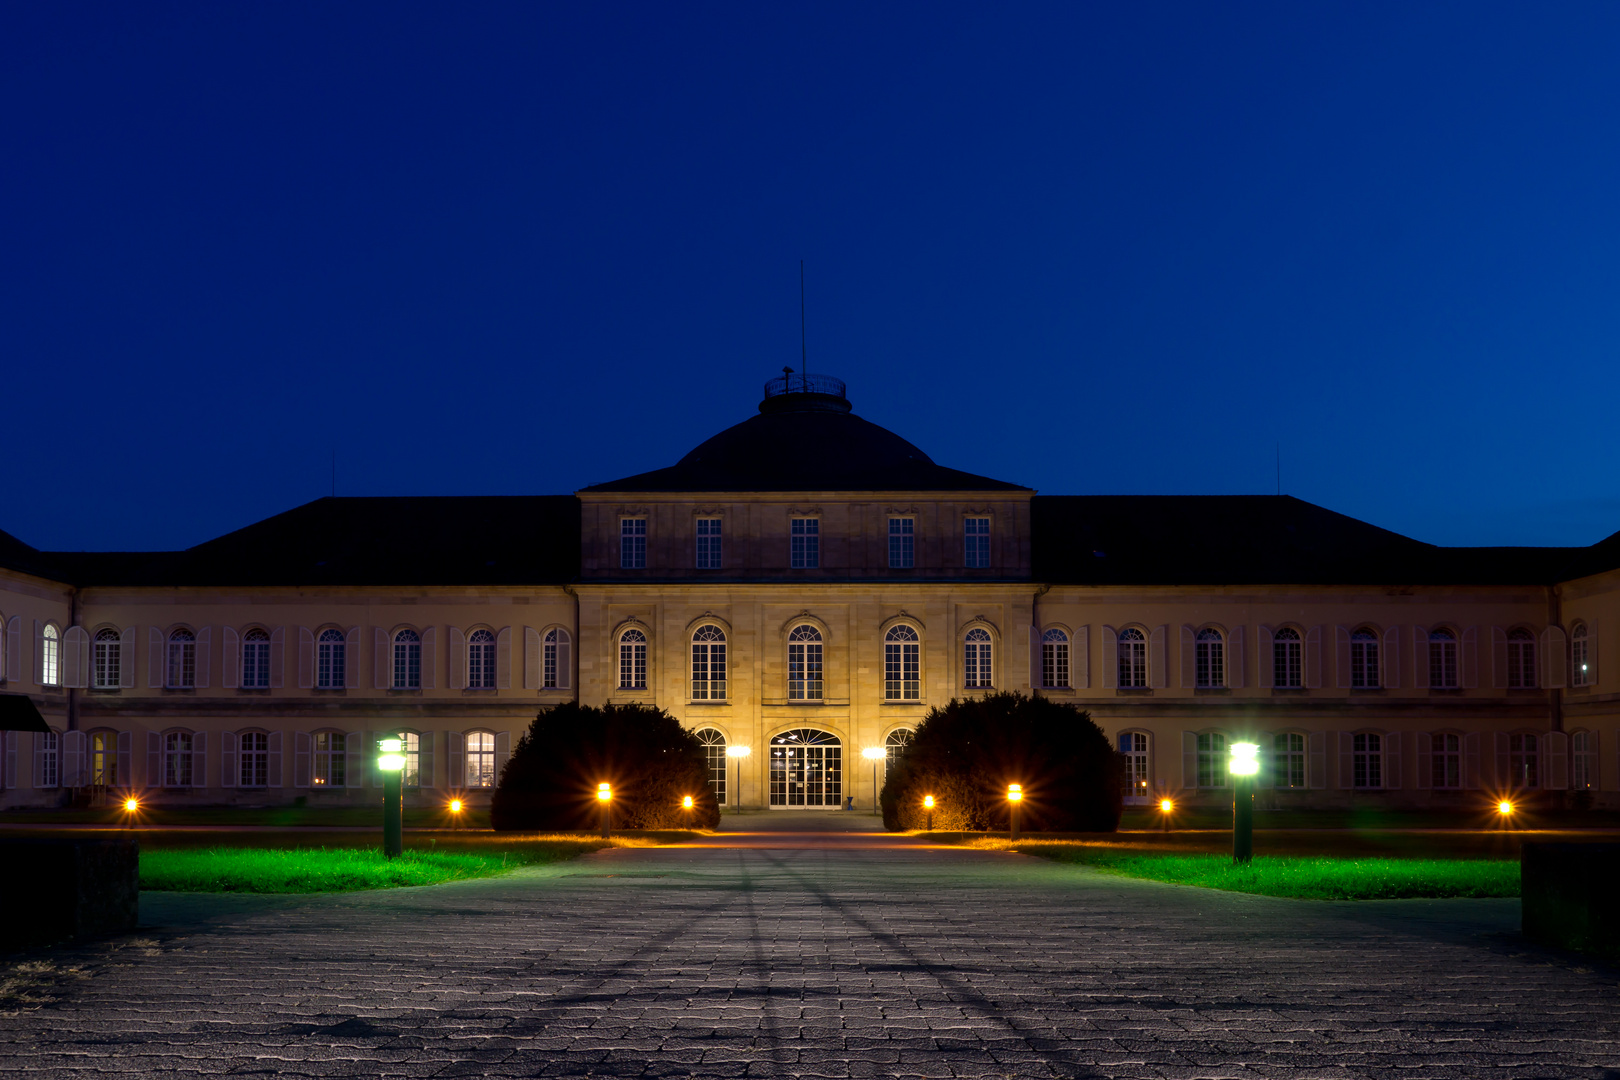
[1273,626,1303,689]
[92,628,121,690]
[883,624,921,701]
[1428,628,1459,689]
[964,517,990,569]
[467,628,497,689]
[1352,732,1383,789]
[241,628,271,690]
[392,628,422,690]
[620,517,647,569]
[465,730,497,788]
[1041,628,1070,690]
[239,729,270,788]
[1508,732,1539,789]
[1273,731,1306,789]
[619,628,648,690]
[963,627,993,690]
[1117,627,1147,689]
[1195,731,1228,789]
[790,517,820,569]
[89,729,118,786]
[312,730,347,787]
[166,628,197,689]
[695,518,722,570]
[1506,627,1536,689]
[317,627,346,689]
[787,624,824,701]
[888,517,915,569]
[1430,732,1462,789]
[1350,627,1380,690]
[1119,731,1150,801]
[40,623,61,687]
[690,624,727,701]
[1571,730,1596,790]
[38,728,60,788]
[1571,623,1591,687]
[696,727,728,804]
[163,730,194,787]
[1195,628,1224,689]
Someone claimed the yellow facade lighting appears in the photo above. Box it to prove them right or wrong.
[725,745,751,758]
[861,746,885,760]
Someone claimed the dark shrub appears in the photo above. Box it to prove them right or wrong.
[880,692,1123,832]
[491,702,721,831]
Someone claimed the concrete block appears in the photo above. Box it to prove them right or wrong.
[0,837,139,950]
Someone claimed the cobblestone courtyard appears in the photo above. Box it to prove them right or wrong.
[3,818,1618,1078]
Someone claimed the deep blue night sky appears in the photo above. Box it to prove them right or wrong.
[5,3,1619,553]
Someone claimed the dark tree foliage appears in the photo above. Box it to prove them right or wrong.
[491,701,721,831]
[880,692,1124,832]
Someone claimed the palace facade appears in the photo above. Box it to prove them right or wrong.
[2,374,1617,812]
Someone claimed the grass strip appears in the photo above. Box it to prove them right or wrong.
[140,836,628,893]
[964,840,1519,899]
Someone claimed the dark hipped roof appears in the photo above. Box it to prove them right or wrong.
[582,407,1028,493]
[29,497,580,588]
[1032,496,1599,587]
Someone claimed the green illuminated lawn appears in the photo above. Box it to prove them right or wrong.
[967,841,1519,899]
[139,838,618,893]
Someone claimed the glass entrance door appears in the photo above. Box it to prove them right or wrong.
[769,728,842,807]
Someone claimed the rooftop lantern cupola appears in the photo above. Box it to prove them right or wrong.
[759,368,852,415]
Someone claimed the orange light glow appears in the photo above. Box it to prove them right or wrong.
[1007,783,1023,802]
[1498,800,1514,815]
[923,795,935,809]
[1159,798,1174,814]
[124,797,139,813]
[682,795,694,809]
[597,783,612,802]
[449,799,463,813]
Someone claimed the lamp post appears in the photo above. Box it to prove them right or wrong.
[725,744,750,812]
[862,746,885,813]
[1007,783,1023,840]
[377,737,406,859]
[1158,797,1174,834]
[923,794,935,832]
[122,796,139,831]
[597,783,612,839]
[448,797,464,830]
[1228,742,1259,864]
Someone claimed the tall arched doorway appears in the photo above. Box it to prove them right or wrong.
[769,728,842,807]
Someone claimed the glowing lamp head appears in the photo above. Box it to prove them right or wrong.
[377,736,406,772]
[123,797,139,813]
[597,783,612,802]
[1007,783,1023,803]
[862,746,885,761]
[923,795,935,809]
[1498,800,1514,816]
[449,799,463,813]
[1229,742,1260,777]
[1159,798,1174,814]
[682,795,694,809]
[725,745,751,759]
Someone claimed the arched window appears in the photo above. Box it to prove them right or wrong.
[963,628,993,689]
[313,731,346,786]
[1428,628,1458,688]
[1273,627,1302,688]
[1119,732,1149,800]
[465,732,496,787]
[1117,628,1146,689]
[619,629,647,690]
[1572,623,1592,687]
[1041,629,1069,689]
[1350,628,1380,689]
[89,730,117,786]
[392,629,421,690]
[239,731,269,787]
[787,625,823,700]
[317,628,346,689]
[695,728,727,804]
[41,624,60,687]
[1509,733,1539,788]
[1506,628,1536,689]
[167,629,196,689]
[1431,733,1461,788]
[1273,732,1305,788]
[769,728,842,807]
[543,628,570,689]
[1352,733,1382,788]
[1196,732,1227,788]
[691,625,726,700]
[242,629,271,689]
[885,728,913,772]
[163,730,193,787]
[1572,730,1596,790]
[92,628,121,689]
[468,629,496,689]
[1195,628,1223,688]
[884,625,920,700]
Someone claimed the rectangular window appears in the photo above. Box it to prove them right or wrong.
[1350,635,1379,689]
[1119,732,1149,799]
[242,636,270,689]
[90,731,117,786]
[318,634,346,689]
[1572,731,1594,790]
[168,638,196,689]
[1273,732,1305,788]
[791,518,819,569]
[619,633,647,689]
[1353,733,1382,789]
[1572,632,1591,687]
[1195,634,1224,688]
[1042,637,1070,689]
[1507,637,1536,689]
[403,731,421,788]
[1117,631,1147,688]
[544,638,558,688]
[1196,732,1228,788]
[1429,636,1458,688]
[240,731,268,787]
[884,639,920,700]
[888,517,914,569]
[1431,733,1461,789]
[1273,634,1302,688]
[695,518,722,569]
[788,638,823,700]
[41,631,60,687]
[313,732,346,787]
[164,732,193,787]
[1509,733,1539,788]
[38,731,60,788]
[964,517,990,568]
[620,518,647,569]
[466,732,496,787]
[93,637,120,689]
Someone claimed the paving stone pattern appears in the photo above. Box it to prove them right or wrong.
[3,829,1619,1078]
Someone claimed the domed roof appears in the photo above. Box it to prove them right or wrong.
[583,376,1028,493]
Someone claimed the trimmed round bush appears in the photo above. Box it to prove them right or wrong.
[491,702,721,831]
[880,691,1123,832]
